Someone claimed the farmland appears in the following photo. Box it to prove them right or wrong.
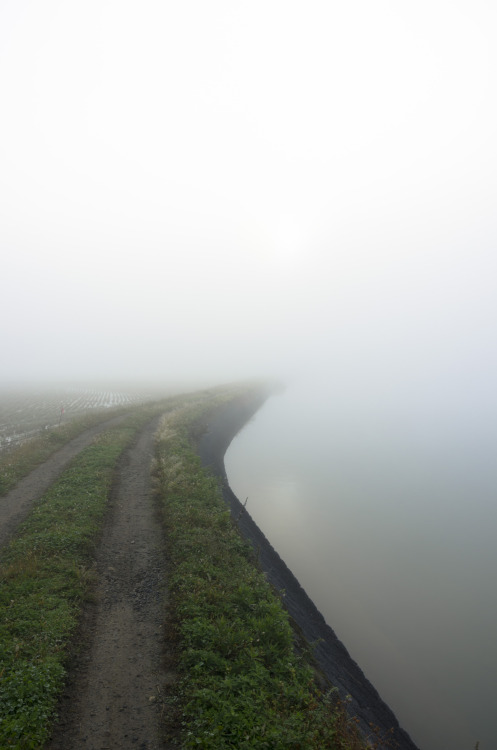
[0,385,156,452]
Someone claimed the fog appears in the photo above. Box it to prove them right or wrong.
[1,0,496,393]
[2,2,497,746]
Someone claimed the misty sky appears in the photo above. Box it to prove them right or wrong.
[1,1,497,396]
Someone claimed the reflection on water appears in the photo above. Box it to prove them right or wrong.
[225,384,497,750]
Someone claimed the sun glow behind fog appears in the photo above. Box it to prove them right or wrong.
[1,0,497,387]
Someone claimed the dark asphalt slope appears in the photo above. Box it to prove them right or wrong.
[196,391,421,750]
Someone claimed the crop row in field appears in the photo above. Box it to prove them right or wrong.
[0,387,153,452]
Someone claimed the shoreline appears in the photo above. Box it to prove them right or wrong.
[196,390,420,750]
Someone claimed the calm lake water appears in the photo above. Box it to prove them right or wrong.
[225,383,497,750]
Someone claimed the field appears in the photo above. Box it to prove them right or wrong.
[0,386,155,452]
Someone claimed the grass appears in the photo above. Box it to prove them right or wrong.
[154,391,367,749]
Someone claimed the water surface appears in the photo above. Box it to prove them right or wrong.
[225,383,497,750]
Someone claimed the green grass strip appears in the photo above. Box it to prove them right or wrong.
[155,394,364,750]
[0,425,136,748]
[0,408,130,497]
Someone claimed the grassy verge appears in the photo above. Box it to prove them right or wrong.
[154,389,365,749]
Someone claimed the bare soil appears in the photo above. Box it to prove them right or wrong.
[47,416,171,750]
[0,415,127,549]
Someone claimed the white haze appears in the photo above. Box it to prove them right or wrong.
[1,0,496,395]
[2,4,497,747]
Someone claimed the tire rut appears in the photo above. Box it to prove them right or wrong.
[0,414,128,549]
[47,416,169,750]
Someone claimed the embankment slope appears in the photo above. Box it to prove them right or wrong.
[196,391,420,750]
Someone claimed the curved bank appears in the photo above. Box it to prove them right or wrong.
[196,390,420,750]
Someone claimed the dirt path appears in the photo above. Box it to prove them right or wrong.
[47,416,169,750]
[0,415,127,549]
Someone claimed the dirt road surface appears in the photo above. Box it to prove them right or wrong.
[48,417,170,750]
